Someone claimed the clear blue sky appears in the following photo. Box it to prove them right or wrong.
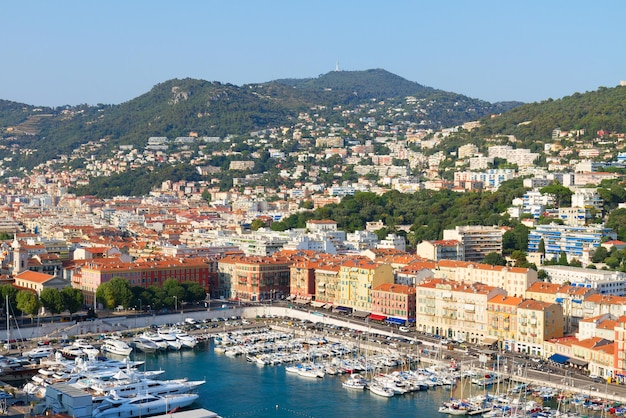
[1,1,624,107]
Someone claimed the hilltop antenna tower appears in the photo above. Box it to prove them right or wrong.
[335,60,340,72]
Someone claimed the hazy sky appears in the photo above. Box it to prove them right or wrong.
[1,1,624,107]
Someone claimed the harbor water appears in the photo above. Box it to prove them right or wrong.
[134,340,447,417]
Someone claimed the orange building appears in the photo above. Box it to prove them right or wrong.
[217,255,291,301]
[71,256,212,307]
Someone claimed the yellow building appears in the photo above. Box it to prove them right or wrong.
[336,258,393,312]
[416,279,506,343]
[487,295,523,351]
[516,299,564,356]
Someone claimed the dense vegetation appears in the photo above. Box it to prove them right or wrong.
[475,85,626,146]
[96,277,206,311]
[271,178,529,248]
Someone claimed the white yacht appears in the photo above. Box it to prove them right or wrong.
[22,346,55,359]
[101,339,133,356]
[342,374,368,390]
[175,331,198,349]
[368,382,395,397]
[157,329,182,350]
[140,332,168,350]
[132,337,159,353]
[92,393,199,418]
[85,372,206,398]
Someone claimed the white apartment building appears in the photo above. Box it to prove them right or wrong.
[541,265,626,296]
[376,233,406,252]
[571,188,603,212]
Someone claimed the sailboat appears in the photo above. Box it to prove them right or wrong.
[0,295,40,383]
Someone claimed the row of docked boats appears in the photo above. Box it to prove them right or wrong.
[22,337,135,360]
[131,328,199,353]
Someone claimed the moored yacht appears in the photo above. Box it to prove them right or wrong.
[139,332,168,350]
[92,392,199,418]
[131,337,159,353]
[101,339,133,357]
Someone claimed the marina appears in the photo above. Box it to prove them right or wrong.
[3,309,626,417]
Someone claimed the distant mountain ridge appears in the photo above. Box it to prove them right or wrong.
[0,69,523,171]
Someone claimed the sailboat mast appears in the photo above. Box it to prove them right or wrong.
[5,294,9,349]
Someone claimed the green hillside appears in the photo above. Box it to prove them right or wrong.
[0,70,522,171]
[477,85,626,146]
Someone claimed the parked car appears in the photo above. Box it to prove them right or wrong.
[399,326,410,333]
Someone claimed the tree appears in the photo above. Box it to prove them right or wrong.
[16,291,41,323]
[40,288,64,315]
[540,182,573,207]
[606,256,621,269]
[96,278,133,310]
[591,246,608,263]
[557,251,569,266]
[250,218,266,231]
[538,238,546,255]
[537,269,549,281]
[182,282,207,302]
[510,250,530,268]
[606,208,626,241]
[61,287,84,319]
[0,284,18,316]
[162,279,185,309]
[482,252,507,266]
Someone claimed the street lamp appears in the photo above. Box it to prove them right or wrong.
[139,299,142,312]
[173,296,178,313]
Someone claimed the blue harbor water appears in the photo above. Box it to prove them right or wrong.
[133,341,447,418]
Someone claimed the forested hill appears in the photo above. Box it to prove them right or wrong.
[0,69,521,171]
[475,85,626,147]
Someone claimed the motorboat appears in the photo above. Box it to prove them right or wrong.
[368,382,395,397]
[22,346,55,359]
[175,332,198,349]
[132,337,159,353]
[140,332,168,350]
[342,374,368,390]
[92,392,199,418]
[61,339,99,359]
[101,339,133,357]
[87,372,206,398]
[156,329,182,350]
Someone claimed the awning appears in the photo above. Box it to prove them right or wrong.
[323,304,332,310]
[385,317,406,326]
[548,353,570,364]
[353,310,369,318]
[479,336,499,346]
[294,299,309,305]
[333,306,353,313]
[555,297,564,303]
[368,314,387,321]
[566,357,588,367]
[286,295,295,300]
[310,301,325,308]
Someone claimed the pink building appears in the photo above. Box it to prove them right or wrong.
[370,283,416,325]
